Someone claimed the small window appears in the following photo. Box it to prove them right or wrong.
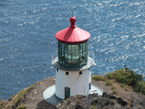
[66,72,69,75]
[57,68,58,71]
[79,71,82,75]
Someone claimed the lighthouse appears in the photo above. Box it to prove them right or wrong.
[43,16,103,105]
[52,16,102,100]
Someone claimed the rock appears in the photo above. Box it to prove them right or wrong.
[102,92,107,97]
[8,98,12,101]
[110,95,117,100]
[57,103,61,107]
[75,104,82,109]
[117,97,128,106]
[56,92,144,109]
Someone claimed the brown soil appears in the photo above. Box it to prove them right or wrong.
[22,77,56,109]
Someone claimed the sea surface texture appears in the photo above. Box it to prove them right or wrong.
[0,0,145,100]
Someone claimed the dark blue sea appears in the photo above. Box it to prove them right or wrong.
[0,0,145,100]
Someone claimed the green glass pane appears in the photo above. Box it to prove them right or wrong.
[65,44,80,64]
[58,40,88,66]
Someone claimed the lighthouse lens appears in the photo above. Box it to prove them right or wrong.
[66,44,80,64]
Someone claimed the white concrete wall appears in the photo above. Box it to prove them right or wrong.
[89,70,91,84]
[55,69,91,99]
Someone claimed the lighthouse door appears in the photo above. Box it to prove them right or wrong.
[65,87,70,99]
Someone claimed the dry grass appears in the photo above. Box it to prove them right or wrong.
[105,81,112,86]
[92,75,107,82]
[4,82,37,109]
[112,90,119,95]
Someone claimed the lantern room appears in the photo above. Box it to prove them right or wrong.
[58,41,88,66]
[55,17,91,67]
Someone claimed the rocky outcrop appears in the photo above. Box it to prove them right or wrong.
[56,92,145,109]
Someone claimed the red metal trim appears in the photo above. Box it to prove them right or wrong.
[55,17,91,43]
[56,39,89,44]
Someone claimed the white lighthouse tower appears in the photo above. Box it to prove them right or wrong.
[43,16,103,105]
[51,16,103,100]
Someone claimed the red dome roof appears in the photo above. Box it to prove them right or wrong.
[55,17,91,43]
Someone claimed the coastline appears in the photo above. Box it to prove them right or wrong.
[0,75,145,109]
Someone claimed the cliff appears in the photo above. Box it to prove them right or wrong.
[0,66,145,109]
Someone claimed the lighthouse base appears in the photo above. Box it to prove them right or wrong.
[43,84,103,106]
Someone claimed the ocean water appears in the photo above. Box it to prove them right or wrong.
[0,0,145,100]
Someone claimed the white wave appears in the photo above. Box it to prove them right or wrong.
[121,35,129,39]
[134,69,139,72]
[133,33,145,38]
[140,23,145,25]
[0,58,4,61]
[135,14,141,18]
[102,1,112,4]
[129,3,141,6]
[111,17,122,21]
[98,3,102,6]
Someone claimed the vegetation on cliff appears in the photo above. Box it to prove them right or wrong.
[93,65,145,95]
[0,65,145,109]
[0,83,37,109]
[105,65,145,95]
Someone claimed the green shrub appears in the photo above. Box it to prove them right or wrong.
[120,84,125,88]
[112,80,116,83]
[111,86,115,90]
[105,65,145,95]
[92,75,100,81]
[105,81,112,86]
[91,105,97,109]
[141,82,145,95]
[72,103,76,105]
[106,73,113,79]
[92,75,106,82]
[112,69,133,85]
[12,82,37,108]
[10,95,15,99]
[102,78,106,82]
[17,105,27,109]
[112,90,119,95]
